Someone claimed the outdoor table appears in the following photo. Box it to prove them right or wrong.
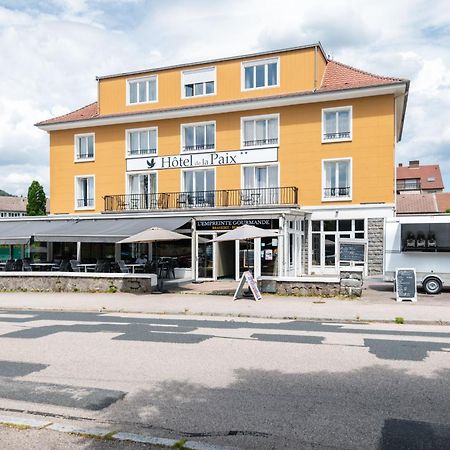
[30,263,57,271]
[125,263,145,274]
[77,263,97,272]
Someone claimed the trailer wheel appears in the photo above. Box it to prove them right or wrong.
[423,277,442,295]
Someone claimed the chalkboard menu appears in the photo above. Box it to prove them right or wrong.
[339,240,366,263]
[395,268,417,302]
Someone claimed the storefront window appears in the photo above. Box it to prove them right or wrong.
[155,240,191,268]
[324,235,335,265]
[80,243,115,263]
[30,242,48,262]
[53,242,77,261]
[312,233,321,265]
[261,236,278,276]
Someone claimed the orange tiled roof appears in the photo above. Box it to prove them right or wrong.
[319,60,404,92]
[396,193,438,214]
[435,192,450,213]
[36,59,406,127]
[38,102,99,125]
[397,164,444,190]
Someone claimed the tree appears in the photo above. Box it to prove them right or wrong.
[26,181,47,216]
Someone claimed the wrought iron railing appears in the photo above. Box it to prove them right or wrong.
[182,143,215,152]
[128,148,157,156]
[323,131,351,140]
[243,138,278,147]
[104,186,298,212]
[323,187,351,199]
[396,180,421,191]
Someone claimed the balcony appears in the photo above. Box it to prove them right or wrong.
[396,179,421,192]
[104,186,298,212]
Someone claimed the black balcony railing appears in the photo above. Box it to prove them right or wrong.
[323,131,351,141]
[183,143,215,152]
[396,179,421,191]
[76,152,94,160]
[104,186,298,212]
[128,148,157,156]
[323,187,351,199]
[243,138,278,147]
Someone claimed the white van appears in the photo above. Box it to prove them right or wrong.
[384,215,450,294]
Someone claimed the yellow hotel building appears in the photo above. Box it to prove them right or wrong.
[36,43,409,281]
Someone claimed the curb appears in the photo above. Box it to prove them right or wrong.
[0,414,239,450]
[0,305,448,326]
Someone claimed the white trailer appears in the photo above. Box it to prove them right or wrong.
[384,215,450,294]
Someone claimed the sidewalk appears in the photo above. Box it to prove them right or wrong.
[0,281,449,324]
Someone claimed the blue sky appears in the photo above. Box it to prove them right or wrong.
[0,0,449,195]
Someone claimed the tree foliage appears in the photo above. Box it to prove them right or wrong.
[26,181,47,216]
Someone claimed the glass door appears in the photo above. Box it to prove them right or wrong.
[196,233,215,280]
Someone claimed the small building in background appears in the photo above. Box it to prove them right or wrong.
[397,192,450,214]
[396,160,444,194]
[0,197,27,218]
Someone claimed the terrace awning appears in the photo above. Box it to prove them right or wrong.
[0,216,190,244]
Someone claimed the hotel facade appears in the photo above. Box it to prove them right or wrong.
[34,43,409,281]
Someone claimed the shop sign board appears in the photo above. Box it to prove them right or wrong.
[233,271,262,301]
[127,147,278,172]
[196,218,279,231]
[395,268,417,302]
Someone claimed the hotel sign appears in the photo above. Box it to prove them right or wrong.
[126,147,278,172]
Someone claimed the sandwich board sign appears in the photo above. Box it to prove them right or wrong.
[233,271,262,301]
[395,268,417,302]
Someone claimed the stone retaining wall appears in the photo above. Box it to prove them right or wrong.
[259,268,364,298]
[0,273,157,294]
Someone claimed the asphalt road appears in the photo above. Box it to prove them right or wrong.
[0,309,449,449]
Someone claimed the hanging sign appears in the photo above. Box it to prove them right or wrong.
[395,268,417,302]
[233,271,262,301]
[127,147,278,172]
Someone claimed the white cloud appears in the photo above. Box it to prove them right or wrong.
[0,0,449,196]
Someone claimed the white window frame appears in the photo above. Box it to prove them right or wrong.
[321,106,353,143]
[181,66,216,99]
[240,162,280,189]
[126,171,158,195]
[180,120,216,153]
[321,158,352,202]
[74,175,95,211]
[240,113,280,148]
[126,75,158,106]
[74,133,95,162]
[241,57,280,91]
[125,126,158,158]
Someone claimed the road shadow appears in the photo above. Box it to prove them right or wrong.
[83,366,450,450]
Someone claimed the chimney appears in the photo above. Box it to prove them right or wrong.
[409,160,420,167]
[398,163,403,167]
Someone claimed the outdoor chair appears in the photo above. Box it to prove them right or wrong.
[70,260,81,272]
[59,260,71,272]
[117,260,130,273]
[5,260,15,272]
[13,259,23,271]
[51,260,62,271]
[22,259,32,272]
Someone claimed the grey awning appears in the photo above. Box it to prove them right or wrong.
[0,219,61,245]
[34,217,190,243]
[0,216,190,244]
